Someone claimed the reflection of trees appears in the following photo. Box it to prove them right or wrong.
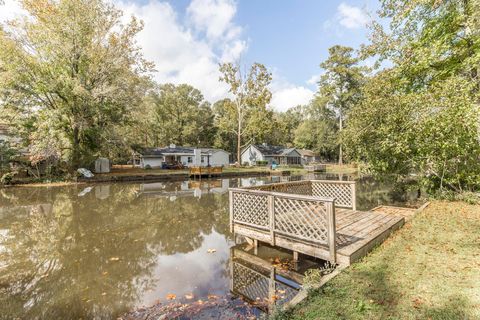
[355,176,420,210]
[0,182,231,319]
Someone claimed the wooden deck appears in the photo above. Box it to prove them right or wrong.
[230,180,413,266]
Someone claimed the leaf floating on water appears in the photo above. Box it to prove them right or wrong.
[184,293,194,300]
[109,257,120,261]
[166,293,176,300]
[207,248,217,254]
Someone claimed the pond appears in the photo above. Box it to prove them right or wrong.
[0,174,421,319]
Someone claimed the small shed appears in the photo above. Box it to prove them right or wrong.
[94,157,110,173]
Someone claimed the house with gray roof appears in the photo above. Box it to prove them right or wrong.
[138,144,229,169]
[240,143,302,166]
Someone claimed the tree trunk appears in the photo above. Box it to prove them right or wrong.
[237,128,241,167]
[338,113,343,165]
[72,126,81,169]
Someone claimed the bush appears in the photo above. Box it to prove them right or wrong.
[255,160,268,166]
[144,164,152,170]
[242,162,249,167]
[1,172,16,185]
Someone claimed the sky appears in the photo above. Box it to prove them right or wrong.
[0,0,380,111]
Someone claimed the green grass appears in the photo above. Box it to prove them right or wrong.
[280,201,480,320]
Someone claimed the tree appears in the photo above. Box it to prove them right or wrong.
[218,62,272,163]
[147,83,215,147]
[318,45,364,164]
[294,97,338,161]
[0,0,152,168]
[269,106,304,147]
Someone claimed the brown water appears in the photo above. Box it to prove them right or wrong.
[0,174,421,319]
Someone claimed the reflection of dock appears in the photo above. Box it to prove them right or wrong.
[136,179,230,199]
[229,246,302,314]
[230,180,409,265]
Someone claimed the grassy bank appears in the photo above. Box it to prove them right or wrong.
[280,201,480,320]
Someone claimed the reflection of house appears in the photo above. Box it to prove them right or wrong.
[138,144,229,169]
[240,143,302,166]
[297,149,319,165]
[137,179,230,199]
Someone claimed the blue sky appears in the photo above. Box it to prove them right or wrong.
[0,0,380,110]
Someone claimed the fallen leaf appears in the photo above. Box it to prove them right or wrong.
[207,294,218,300]
[185,293,194,300]
[207,249,217,254]
[102,271,108,276]
[166,293,176,300]
[101,292,107,296]
[109,257,120,261]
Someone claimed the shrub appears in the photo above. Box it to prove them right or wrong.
[1,172,16,185]
[144,164,152,170]
[255,160,268,166]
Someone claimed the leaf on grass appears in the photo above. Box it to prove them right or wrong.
[109,257,120,261]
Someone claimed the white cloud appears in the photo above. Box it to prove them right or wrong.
[306,73,323,86]
[187,0,239,42]
[270,72,314,112]
[337,3,368,29]
[0,0,25,23]
[116,0,247,102]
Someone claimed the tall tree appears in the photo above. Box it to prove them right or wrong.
[147,83,215,147]
[218,62,272,163]
[294,97,338,161]
[318,45,364,164]
[0,0,152,168]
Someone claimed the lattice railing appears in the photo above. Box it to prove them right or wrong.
[274,195,329,244]
[231,261,299,312]
[248,181,312,196]
[311,180,356,210]
[229,186,337,262]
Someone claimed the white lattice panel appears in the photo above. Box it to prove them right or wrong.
[233,192,269,227]
[312,182,354,208]
[274,197,328,244]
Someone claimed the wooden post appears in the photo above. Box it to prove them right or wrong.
[254,239,258,255]
[351,182,357,211]
[326,200,336,263]
[268,267,276,313]
[229,190,234,233]
[269,194,275,246]
[293,251,299,262]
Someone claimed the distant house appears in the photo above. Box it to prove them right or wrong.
[138,144,229,169]
[241,143,302,166]
[297,149,320,165]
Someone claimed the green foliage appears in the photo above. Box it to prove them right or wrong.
[294,97,338,161]
[255,160,268,166]
[317,45,365,164]
[146,83,216,147]
[0,0,152,169]
[345,0,480,193]
[0,171,15,185]
[0,141,18,170]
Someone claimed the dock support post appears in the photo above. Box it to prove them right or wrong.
[293,251,299,262]
[351,182,357,211]
[268,194,275,246]
[326,201,336,263]
[229,190,234,233]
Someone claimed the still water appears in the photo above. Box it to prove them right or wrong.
[0,174,421,319]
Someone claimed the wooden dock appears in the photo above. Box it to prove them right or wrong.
[229,180,409,266]
[189,166,222,178]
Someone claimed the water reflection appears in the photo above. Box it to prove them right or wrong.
[0,174,421,319]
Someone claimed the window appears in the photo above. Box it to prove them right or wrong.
[187,156,193,163]
[201,156,205,163]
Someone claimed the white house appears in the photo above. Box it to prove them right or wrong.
[241,143,302,166]
[138,145,229,169]
[297,149,320,164]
